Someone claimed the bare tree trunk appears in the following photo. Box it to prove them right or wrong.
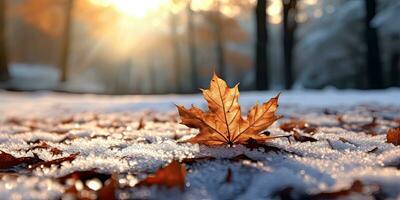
[282,0,297,89]
[364,0,383,89]
[0,0,9,81]
[255,0,268,90]
[59,0,74,82]
[187,1,198,92]
[212,1,226,79]
[170,12,182,93]
[390,53,399,86]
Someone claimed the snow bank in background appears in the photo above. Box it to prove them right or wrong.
[0,90,399,199]
[0,63,106,93]
[7,64,59,90]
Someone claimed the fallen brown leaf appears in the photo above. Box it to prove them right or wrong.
[98,175,118,200]
[0,151,43,169]
[181,156,216,165]
[58,170,116,200]
[244,138,300,156]
[177,73,281,146]
[136,160,186,191]
[57,170,112,184]
[26,142,63,155]
[137,118,145,130]
[386,128,400,146]
[306,180,380,200]
[29,152,79,169]
[292,131,318,143]
[280,120,317,134]
[337,116,378,135]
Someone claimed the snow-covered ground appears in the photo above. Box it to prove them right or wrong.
[0,90,400,199]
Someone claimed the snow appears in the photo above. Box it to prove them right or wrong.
[0,63,106,93]
[0,89,400,199]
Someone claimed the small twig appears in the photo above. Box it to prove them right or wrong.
[339,137,359,147]
[326,139,334,150]
[366,147,378,154]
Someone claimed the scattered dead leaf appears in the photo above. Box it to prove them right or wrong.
[59,170,116,200]
[181,156,216,165]
[177,73,281,146]
[337,116,379,135]
[244,138,298,156]
[29,152,80,169]
[137,118,145,130]
[280,120,317,134]
[136,160,186,191]
[98,175,118,200]
[57,170,111,184]
[292,131,318,143]
[58,135,78,143]
[305,180,383,200]
[26,142,63,155]
[361,117,377,130]
[386,128,400,146]
[0,151,43,169]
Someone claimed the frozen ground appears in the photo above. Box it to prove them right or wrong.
[0,89,400,199]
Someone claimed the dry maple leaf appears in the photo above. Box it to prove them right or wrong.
[177,73,281,146]
[136,160,186,191]
[386,128,400,146]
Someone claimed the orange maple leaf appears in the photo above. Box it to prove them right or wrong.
[177,73,282,146]
[136,160,186,191]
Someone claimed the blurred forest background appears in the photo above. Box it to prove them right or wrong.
[0,0,399,94]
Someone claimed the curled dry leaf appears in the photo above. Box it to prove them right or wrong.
[386,128,400,146]
[136,160,186,191]
[292,131,318,143]
[280,119,318,134]
[177,73,281,146]
[0,151,43,169]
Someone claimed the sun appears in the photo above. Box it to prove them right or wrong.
[90,0,169,18]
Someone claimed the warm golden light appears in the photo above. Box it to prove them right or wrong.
[90,0,169,18]
[267,0,282,24]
